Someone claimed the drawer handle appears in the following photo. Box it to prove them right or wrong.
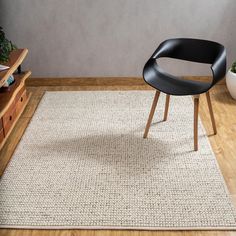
[21,97,24,102]
[9,116,12,121]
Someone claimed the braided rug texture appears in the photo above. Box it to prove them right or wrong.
[0,91,236,230]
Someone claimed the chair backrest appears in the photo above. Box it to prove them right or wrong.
[150,38,226,86]
[152,38,223,64]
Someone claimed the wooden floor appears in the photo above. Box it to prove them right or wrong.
[0,83,236,236]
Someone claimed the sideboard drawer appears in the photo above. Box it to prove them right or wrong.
[15,90,27,116]
[0,127,4,142]
[3,102,15,126]
[15,86,25,102]
[0,129,4,144]
[0,118,3,130]
[0,119,4,144]
[3,103,16,136]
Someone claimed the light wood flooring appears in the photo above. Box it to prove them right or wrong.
[0,83,236,236]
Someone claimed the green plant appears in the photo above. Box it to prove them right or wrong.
[0,26,17,63]
[231,61,236,74]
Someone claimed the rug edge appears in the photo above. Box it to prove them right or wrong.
[2,91,236,230]
[0,225,236,231]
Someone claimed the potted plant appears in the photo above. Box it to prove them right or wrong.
[226,61,236,100]
[0,26,17,63]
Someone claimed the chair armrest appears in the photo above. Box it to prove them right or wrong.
[151,40,179,59]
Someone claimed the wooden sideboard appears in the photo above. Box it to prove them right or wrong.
[0,49,31,150]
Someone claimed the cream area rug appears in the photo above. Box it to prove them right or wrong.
[0,91,236,230]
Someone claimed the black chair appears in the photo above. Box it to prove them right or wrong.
[143,38,226,151]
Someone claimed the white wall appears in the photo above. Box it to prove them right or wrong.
[0,0,236,77]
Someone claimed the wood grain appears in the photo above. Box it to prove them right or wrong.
[0,81,236,236]
[0,49,28,87]
[0,71,31,117]
[26,77,148,87]
[0,93,31,171]
[205,91,217,135]
[163,95,170,121]
[143,90,160,138]
[194,96,199,151]
[26,76,226,87]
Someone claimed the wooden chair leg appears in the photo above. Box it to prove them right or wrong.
[143,90,160,138]
[163,94,170,121]
[206,91,217,135]
[194,95,199,151]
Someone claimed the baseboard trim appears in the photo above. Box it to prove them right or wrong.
[26,76,226,87]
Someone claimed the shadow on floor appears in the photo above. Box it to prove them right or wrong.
[213,90,236,105]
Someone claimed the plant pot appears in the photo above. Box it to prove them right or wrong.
[226,69,236,100]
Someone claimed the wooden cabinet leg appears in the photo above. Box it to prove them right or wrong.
[206,91,217,135]
[194,95,199,151]
[163,94,170,121]
[143,90,160,138]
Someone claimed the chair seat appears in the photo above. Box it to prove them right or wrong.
[143,60,211,95]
